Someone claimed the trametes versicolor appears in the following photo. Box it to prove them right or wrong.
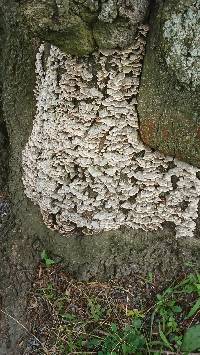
[22,26,200,238]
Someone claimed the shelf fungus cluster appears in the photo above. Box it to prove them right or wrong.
[22,26,200,238]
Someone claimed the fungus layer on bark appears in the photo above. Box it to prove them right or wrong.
[22,26,200,238]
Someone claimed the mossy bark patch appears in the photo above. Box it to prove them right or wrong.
[43,16,94,56]
[93,19,137,49]
[138,0,200,167]
[21,1,96,55]
[20,0,150,55]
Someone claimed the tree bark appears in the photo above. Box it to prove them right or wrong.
[0,1,200,354]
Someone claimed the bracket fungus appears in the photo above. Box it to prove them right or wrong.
[22,26,200,238]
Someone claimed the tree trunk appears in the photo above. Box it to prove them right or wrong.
[0,1,200,353]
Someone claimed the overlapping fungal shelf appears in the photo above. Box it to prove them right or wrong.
[22,26,200,237]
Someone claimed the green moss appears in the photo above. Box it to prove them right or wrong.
[69,0,99,23]
[21,1,96,55]
[21,1,55,33]
[44,16,95,56]
[93,19,136,49]
[21,0,148,54]
[79,11,98,24]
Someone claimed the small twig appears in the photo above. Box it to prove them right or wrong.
[188,308,200,329]
[111,284,135,298]
[0,309,50,355]
[125,294,129,316]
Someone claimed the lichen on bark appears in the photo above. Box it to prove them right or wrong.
[138,0,200,167]
[162,0,200,91]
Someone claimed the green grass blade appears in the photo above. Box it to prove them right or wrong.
[185,298,200,319]
[158,324,173,351]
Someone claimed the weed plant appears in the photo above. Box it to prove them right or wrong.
[25,252,200,354]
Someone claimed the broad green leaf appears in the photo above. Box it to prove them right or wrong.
[127,309,144,318]
[122,343,128,353]
[132,318,142,329]
[40,249,55,267]
[45,258,55,267]
[185,298,200,319]
[62,313,76,321]
[111,323,118,332]
[156,294,162,301]
[41,249,47,260]
[181,324,200,352]
[173,305,182,313]
[88,337,101,349]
